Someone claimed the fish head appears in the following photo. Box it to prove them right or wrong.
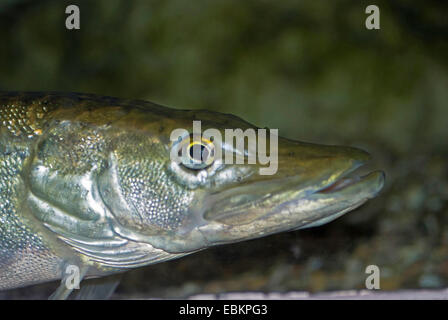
[99,107,385,254]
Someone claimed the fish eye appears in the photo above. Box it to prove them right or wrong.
[179,137,215,170]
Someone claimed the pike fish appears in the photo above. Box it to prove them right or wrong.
[0,92,384,299]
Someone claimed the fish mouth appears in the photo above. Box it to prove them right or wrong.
[315,168,384,196]
[202,159,385,230]
[287,168,385,230]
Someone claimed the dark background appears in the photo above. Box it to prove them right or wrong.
[1,0,447,298]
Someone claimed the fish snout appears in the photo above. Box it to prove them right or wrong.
[272,139,372,189]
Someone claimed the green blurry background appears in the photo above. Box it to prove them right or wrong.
[1,0,448,298]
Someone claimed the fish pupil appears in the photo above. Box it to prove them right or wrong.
[190,144,208,162]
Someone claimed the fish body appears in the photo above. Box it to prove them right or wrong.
[0,92,384,297]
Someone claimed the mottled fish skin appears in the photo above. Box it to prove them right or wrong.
[0,92,385,292]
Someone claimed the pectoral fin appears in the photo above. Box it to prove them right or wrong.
[73,274,122,300]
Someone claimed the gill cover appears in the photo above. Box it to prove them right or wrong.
[25,121,189,269]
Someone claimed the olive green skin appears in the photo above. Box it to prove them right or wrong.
[0,92,384,290]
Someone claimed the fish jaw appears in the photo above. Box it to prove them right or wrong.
[197,170,385,246]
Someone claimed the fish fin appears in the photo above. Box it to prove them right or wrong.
[73,274,122,300]
[49,283,74,300]
[49,265,89,300]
